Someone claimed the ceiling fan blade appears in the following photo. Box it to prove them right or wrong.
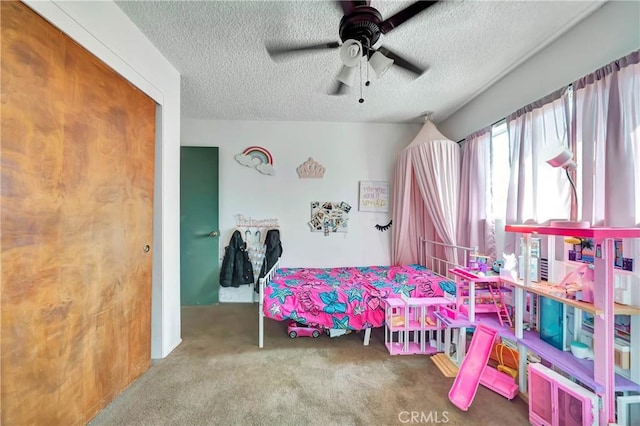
[267,41,340,58]
[377,46,426,76]
[337,1,370,15]
[379,1,438,34]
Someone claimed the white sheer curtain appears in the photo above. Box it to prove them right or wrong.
[504,88,571,253]
[574,50,640,228]
[457,127,496,259]
[412,138,461,264]
[573,50,640,265]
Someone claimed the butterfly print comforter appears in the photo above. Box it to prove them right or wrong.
[263,264,452,330]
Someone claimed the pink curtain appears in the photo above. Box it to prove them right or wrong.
[392,121,461,265]
[504,89,571,253]
[457,127,496,260]
[573,50,640,270]
[391,148,425,265]
[573,50,640,228]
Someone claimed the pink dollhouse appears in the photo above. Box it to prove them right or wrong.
[444,225,640,425]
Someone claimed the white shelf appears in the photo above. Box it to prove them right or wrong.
[500,276,640,315]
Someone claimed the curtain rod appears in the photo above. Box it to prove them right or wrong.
[458,82,577,145]
[456,117,506,145]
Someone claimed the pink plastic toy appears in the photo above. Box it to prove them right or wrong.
[287,321,322,338]
[448,324,497,410]
[479,366,518,400]
[558,263,594,303]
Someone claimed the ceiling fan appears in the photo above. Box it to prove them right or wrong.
[266,1,439,98]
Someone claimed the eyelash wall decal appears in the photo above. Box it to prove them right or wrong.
[374,220,392,232]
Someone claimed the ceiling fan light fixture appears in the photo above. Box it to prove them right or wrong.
[339,39,363,67]
[337,65,358,87]
[369,51,394,78]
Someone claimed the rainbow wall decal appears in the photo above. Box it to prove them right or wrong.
[235,146,275,175]
[242,146,273,166]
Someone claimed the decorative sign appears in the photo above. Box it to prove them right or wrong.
[309,202,351,236]
[358,181,389,212]
[235,214,279,228]
[235,146,275,175]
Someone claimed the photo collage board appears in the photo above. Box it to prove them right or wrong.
[309,201,351,236]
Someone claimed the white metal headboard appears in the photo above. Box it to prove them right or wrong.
[418,237,477,280]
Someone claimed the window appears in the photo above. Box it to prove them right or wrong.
[490,121,510,256]
[490,121,509,221]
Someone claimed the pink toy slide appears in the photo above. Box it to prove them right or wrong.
[448,324,497,411]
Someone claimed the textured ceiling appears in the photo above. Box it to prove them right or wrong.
[116,0,605,123]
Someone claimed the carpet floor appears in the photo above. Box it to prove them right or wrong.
[90,304,529,426]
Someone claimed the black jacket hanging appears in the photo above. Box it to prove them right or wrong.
[220,230,254,287]
[259,229,283,280]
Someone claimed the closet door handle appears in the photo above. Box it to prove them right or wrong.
[209,231,219,238]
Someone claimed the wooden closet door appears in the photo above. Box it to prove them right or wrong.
[1,2,155,424]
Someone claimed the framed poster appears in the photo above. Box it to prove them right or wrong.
[358,181,389,212]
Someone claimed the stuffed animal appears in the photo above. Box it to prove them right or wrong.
[492,259,504,273]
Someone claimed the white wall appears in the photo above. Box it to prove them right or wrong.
[440,0,640,141]
[25,1,182,359]
[182,119,420,300]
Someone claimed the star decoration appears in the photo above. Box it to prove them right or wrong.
[345,287,364,303]
[393,283,416,298]
[353,304,365,315]
[332,316,350,329]
[269,287,293,303]
[269,304,281,316]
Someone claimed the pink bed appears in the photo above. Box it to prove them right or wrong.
[262,264,452,330]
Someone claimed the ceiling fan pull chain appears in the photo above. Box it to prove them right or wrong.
[365,64,370,87]
[359,58,364,104]
[365,43,371,87]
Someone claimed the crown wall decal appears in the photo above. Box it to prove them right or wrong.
[296,157,325,179]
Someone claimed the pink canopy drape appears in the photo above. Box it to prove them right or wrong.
[457,128,496,260]
[392,120,461,267]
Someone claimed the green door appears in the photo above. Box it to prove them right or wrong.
[180,147,219,305]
